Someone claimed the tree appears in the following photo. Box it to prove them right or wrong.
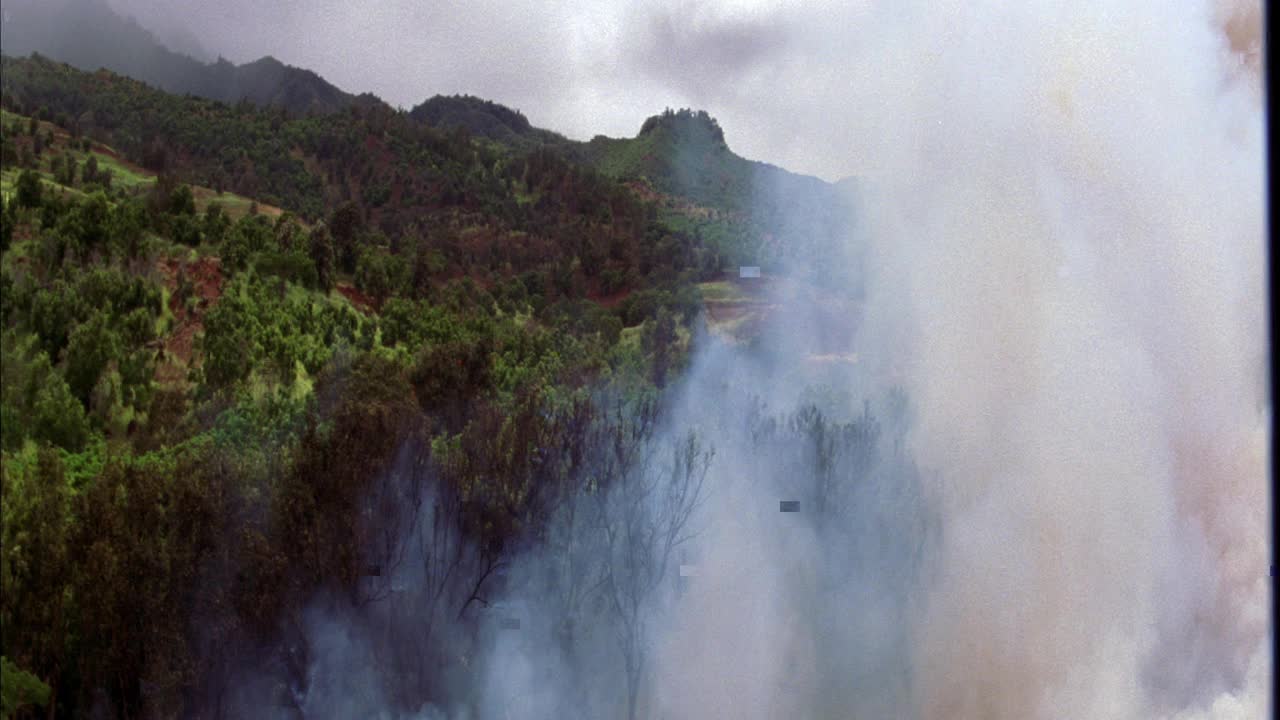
[60,155,78,186]
[0,657,51,717]
[203,202,231,244]
[201,290,261,388]
[15,169,42,209]
[170,183,196,216]
[355,247,408,305]
[83,154,100,186]
[0,199,13,254]
[61,192,111,259]
[0,448,72,710]
[64,313,121,405]
[329,202,363,274]
[642,307,676,387]
[106,201,147,261]
[410,334,493,432]
[309,225,337,291]
[606,425,711,720]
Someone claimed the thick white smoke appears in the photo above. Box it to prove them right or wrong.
[639,2,1268,719]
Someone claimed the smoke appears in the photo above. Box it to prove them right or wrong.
[642,1,1268,718]
[843,1,1269,717]
[206,1,1267,718]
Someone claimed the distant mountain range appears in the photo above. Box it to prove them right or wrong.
[1,0,366,115]
[2,0,857,276]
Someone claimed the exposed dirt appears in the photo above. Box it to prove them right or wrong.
[335,281,375,313]
[588,287,634,308]
[154,255,225,384]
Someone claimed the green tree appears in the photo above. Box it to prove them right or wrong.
[15,169,42,209]
[201,285,262,388]
[0,657,51,717]
[354,247,408,305]
[106,201,147,261]
[329,202,362,274]
[60,155,78,186]
[171,184,196,215]
[28,281,81,360]
[203,202,231,245]
[83,153,100,186]
[0,199,13,255]
[60,192,111,259]
[0,447,72,706]
[309,225,336,291]
[64,313,122,405]
[170,213,203,247]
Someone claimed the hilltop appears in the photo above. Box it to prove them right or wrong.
[580,108,857,279]
[408,94,572,151]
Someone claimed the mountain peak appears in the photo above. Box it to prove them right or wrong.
[410,94,532,135]
[246,55,282,66]
[638,108,726,147]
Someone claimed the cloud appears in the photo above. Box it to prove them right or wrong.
[100,0,871,179]
[624,3,792,103]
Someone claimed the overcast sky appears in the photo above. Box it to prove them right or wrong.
[102,0,897,181]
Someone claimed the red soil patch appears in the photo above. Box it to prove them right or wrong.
[335,282,375,313]
[588,288,633,308]
[154,256,225,383]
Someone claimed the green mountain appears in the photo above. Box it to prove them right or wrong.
[0,0,360,116]
[408,94,571,151]
[581,108,856,279]
[583,108,748,212]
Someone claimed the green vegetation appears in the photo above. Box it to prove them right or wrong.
[1,656,50,717]
[0,61,712,715]
[409,94,572,151]
[582,108,856,277]
[0,44,866,717]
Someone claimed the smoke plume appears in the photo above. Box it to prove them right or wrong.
[213,2,1268,718]
[839,1,1267,717]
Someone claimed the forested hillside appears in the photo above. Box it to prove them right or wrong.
[0,55,721,715]
[0,45,874,717]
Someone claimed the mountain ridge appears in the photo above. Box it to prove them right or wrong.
[0,0,360,116]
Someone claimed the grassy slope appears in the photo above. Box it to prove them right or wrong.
[1,108,283,220]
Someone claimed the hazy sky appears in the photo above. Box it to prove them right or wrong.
[104,0,885,181]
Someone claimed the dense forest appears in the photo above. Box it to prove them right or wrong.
[0,51,886,718]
